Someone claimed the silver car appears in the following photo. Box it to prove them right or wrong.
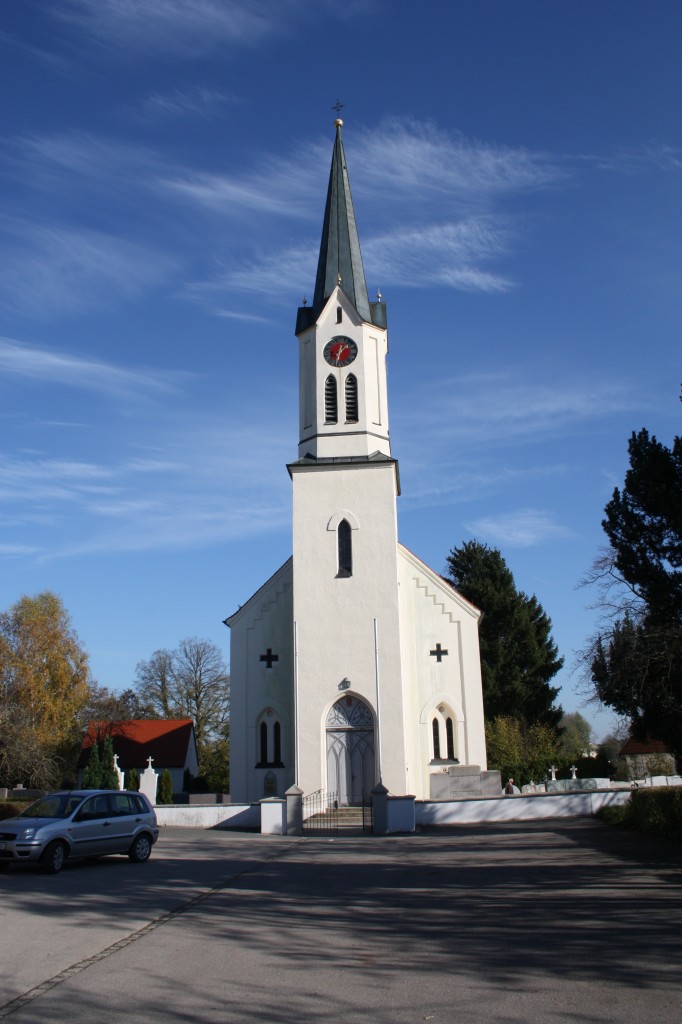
[0,790,159,873]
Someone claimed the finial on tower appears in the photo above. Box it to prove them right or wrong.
[332,99,344,129]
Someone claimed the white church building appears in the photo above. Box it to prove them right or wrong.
[225,120,487,805]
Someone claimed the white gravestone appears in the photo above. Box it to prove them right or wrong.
[139,756,159,805]
[113,754,124,791]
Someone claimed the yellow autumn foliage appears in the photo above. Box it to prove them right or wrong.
[0,591,91,748]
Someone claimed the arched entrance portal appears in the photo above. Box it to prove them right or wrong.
[326,695,375,805]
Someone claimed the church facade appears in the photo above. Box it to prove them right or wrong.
[226,120,487,804]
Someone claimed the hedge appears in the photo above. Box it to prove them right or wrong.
[626,787,682,840]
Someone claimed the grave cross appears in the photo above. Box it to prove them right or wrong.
[429,643,448,663]
[260,648,279,669]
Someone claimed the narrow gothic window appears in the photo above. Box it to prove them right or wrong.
[345,374,358,423]
[337,519,352,577]
[336,306,342,323]
[446,718,455,760]
[325,375,338,424]
[259,722,268,765]
[432,718,441,759]
[274,721,282,764]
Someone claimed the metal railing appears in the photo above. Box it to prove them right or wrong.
[302,789,339,834]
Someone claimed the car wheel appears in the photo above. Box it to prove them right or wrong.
[41,841,67,874]
[128,833,152,863]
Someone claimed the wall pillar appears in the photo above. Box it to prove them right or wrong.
[285,785,303,835]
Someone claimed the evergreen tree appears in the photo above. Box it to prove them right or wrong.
[446,541,563,727]
[157,768,173,804]
[588,417,682,759]
[83,742,102,789]
[99,735,119,789]
[126,767,140,792]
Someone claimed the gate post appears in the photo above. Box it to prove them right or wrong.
[285,785,303,835]
[371,782,389,835]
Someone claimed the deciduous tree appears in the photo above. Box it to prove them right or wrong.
[0,592,91,788]
[485,716,559,787]
[134,638,230,776]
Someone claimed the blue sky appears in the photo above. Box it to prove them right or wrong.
[2,0,680,740]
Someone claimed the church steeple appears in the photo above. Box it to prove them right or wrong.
[313,119,372,323]
[294,119,391,462]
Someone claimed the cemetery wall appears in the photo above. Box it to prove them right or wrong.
[416,788,630,826]
[154,802,259,829]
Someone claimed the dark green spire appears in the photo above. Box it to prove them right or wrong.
[313,119,371,322]
[296,119,386,335]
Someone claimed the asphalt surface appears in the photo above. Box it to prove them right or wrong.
[1,819,680,1023]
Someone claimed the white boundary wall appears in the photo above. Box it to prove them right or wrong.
[155,803,259,829]
[416,789,630,828]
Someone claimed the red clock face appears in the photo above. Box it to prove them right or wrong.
[324,336,358,367]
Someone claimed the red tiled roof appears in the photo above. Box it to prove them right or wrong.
[619,735,670,756]
[77,719,195,770]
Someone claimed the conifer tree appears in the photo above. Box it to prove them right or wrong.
[446,541,563,727]
[157,769,173,804]
[83,742,102,789]
[99,735,119,789]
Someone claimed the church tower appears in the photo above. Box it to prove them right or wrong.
[226,120,488,807]
[290,118,405,800]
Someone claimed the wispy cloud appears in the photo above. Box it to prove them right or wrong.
[1,220,179,317]
[357,119,563,204]
[364,219,514,292]
[140,86,236,121]
[0,408,294,561]
[465,509,573,548]
[0,337,183,400]
[56,0,310,57]
[397,372,636,449]
[394,371,641,513]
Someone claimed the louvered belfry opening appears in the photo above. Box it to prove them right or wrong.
[325,374,338,423]
[345,373,358,423]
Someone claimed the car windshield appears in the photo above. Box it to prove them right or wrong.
[19,794,85,819]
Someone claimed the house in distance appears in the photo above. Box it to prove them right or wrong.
[78,719,199,793]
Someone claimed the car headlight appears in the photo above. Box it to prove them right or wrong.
[19,827,38,840]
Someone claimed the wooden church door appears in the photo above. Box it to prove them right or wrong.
[326,696,375,805]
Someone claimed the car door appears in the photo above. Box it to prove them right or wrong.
[105,793,139,852]
[69,795,113,857]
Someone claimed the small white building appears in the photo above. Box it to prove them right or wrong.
[226,120,487,804]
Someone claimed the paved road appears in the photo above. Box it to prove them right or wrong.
[1,820,680,1023]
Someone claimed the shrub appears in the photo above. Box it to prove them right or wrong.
[126,767,140,792]
[626,787,682,839]
[597,804,629,826]
[157,769,173,805]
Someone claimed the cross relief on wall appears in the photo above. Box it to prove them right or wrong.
[260,648,279,668]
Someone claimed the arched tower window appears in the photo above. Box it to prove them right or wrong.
[345,374,358,423]
[325,375,338,424]
[259,722,268,765]
[336,306,343,323]
[337,518,352,577]
[432,718,441,759]
[274,722,282,764]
